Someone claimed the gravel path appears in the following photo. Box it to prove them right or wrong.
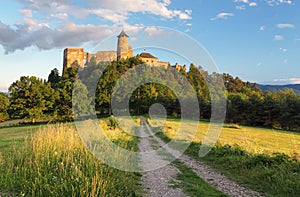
[139,123,186,197]
[141,121,264,197]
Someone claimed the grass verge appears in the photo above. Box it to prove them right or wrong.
[171,160,228,197]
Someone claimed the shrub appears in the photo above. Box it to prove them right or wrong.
[107,115,118,129]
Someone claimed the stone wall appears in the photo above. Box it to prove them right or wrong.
[87,51,117,63]
[63,48,87,68]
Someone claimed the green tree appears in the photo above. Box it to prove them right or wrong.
[0,93,9,121]
[9,76,56,123]
[54,79,74,121]
[47,68,61,86]
[72,80,93,119]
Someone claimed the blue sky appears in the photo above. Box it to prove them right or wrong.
[0,0,299,92]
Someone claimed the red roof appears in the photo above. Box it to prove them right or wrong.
[139,52,157,59]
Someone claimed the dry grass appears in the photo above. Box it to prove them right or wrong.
[161,119,300,157]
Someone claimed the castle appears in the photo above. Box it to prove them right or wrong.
[63,30,185,72]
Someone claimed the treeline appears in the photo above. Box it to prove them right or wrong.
[0,57,300,131]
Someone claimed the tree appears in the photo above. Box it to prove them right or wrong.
[54,79,74,121]
[47,68,61,86]
[0,93,9,121]
[9,76,56,123]
[72,80,93,119]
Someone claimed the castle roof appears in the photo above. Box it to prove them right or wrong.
[118,30,129,38]
[139,52,157,59]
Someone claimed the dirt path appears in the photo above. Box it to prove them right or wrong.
[139,120,264,197]
[138,124,186,196]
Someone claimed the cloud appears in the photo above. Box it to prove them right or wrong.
[1,0,193,53]
[249,2,257,6]
[273,78,300,84]
[274,35,284,41]
[280,47,288,52]
[259,25,266,31]
[0,20,120,54]
[234,0,257,9]
[19,9,32,17]
[210,12,234,21]
[277,23,295,28]
[266,0,292,6]
[236,5,246,10]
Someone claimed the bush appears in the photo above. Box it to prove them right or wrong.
[107,115,118,129]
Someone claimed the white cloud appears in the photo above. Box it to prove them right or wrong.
[273,78,300,84]
[186,23,192,26]
[259,25,266,31]
[234,0,257,9]
[51,13,69,19]
[249,2,257,6]
[0,20,120,54]
[19,9,32,17]
[266,0,292,6]
[280,47,288,52]
[274,35,284,41]
[1,0,193,53]
[236,5,246,10]
[277,23,295,28]
[210,12,234,21]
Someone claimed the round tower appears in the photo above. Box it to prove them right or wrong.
[117,30,132,60]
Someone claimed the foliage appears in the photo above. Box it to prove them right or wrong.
[0,93,9,122]
[4,58,300,131]
[9,76,57,123]
[107,115,118,129]
[47,68,61,87]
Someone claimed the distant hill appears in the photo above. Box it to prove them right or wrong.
[257,84,300,95]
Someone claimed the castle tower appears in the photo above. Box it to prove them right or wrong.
[117,30,133,60]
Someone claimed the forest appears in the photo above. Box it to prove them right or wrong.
[0,56,299,131]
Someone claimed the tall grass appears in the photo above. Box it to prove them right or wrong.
[0,123,141,196]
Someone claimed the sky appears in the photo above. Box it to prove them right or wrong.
[0,0,299,92]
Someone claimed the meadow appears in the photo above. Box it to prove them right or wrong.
[155,118,300,197]
[0,120,142,196]
[0,117,299,196]
[161,118,300,157]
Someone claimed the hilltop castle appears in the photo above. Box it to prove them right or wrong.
[62,30,185,72]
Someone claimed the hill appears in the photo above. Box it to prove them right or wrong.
[257,84,300,95]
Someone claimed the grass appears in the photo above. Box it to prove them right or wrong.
[161,119,300,157]
[0,124,42,151]
[153,118,300,197]
[194,143,300,197]
[171,160,228,197]
[0,121,142,196]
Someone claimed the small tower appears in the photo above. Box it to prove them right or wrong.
[117,30,133,60]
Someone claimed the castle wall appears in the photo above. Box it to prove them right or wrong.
[63,48,87,69]
[87,51,117,63]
